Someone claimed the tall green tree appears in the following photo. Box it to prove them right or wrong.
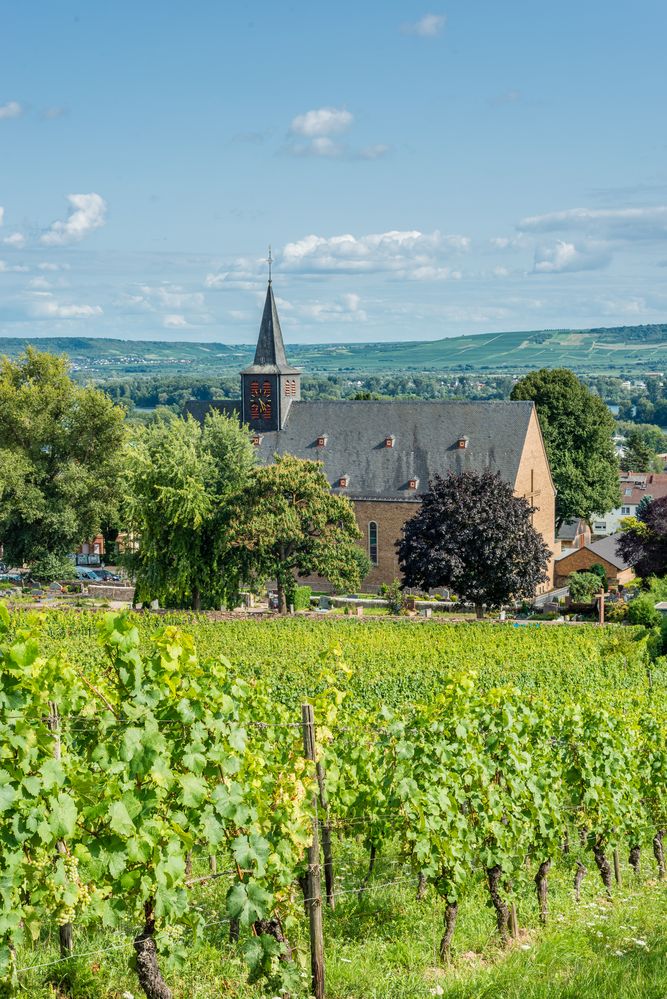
[620,428,656,473]
[398,470,550,617]
[511,369,619,528]
[0,348,126,569]
[230,454,368,612]
[123,411,256,609]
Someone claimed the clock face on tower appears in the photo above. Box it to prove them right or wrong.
[249,379,273,422]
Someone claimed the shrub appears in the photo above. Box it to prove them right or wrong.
[589,563,608,591]
[568,571,603,603]
[379,578,407,614]
[292,585,312,611]
[607,603,629,623]
[30,552,76,583]
[627,593,661,628]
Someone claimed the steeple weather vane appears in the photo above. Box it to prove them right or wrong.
[267,245,272,283]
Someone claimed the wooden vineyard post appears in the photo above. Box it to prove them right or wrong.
[510,902,519,940]
[302,703,325,999]
[598,590,605,625]
[613,848,622,886]
[48,701,74,957]
[316,755,335,910]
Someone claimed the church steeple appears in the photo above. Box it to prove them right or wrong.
[240,267,301,431]
[253,281,290,368]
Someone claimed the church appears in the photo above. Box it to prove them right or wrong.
[186,280,559,592]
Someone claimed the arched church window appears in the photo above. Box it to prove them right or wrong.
[369,521,378,566]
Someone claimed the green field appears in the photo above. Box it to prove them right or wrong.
[2,322,667,380]
[25,611,656,707]
[4,610,666,999]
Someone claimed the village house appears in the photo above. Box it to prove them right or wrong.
[554,534,634,589]
[186,280,560,592]
[592,470,667,536]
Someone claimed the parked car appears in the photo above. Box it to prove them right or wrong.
[0,572,22,585]
[92,568,121,582]
[75,566,100,582]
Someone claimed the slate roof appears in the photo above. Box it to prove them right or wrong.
[240,283,300,376]
[246,399,535,500]
[584,533,631,570]
[557,518,589,542]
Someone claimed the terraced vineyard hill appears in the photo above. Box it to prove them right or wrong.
[1,323,667,378]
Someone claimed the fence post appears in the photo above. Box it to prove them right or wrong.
[613,848,622,886]
[301,703,325,999]
[598,590,605,625]
[48,702,74,957]
[316,756,335,910]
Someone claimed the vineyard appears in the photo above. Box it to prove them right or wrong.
[1,607,666,998]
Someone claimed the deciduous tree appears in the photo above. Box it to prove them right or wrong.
[0,348,126,570]
[123,411,256,609]
[616,497,667,579]
[511,369,619,528]
[398,470,550,616]
[620,429,654,473]
[230,454,368,612]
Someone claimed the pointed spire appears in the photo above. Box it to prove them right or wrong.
[253,281,288,367]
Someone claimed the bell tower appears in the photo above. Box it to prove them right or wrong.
[241,254,301,432]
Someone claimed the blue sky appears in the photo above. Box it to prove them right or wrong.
[1,0,667,344]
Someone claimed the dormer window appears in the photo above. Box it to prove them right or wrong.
[408,478,419,490]
[317,434,328,448]
[338,475,349,488]
[457,436,469,449]
[385,435,395,448]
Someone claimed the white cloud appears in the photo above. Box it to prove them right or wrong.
[533,240,611,274]
[41,107,67,120]
[0,101,22,120]
[3,232,26,248]
[28,277,53,290]
[290,107,353,137]
[520,205,667,241]
[401,14,446,37]
[40,193,107,246]
[286,106,387,160]
[30,293,103,318]
[296,292,368,324]
[0,207,4,226]
[38,261,70,271]
[137,284,204,309]
[0,260,29,273]
[281,229,470,278]
[163,314,190,328]
[358,144,390,160]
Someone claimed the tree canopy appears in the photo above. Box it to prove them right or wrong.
[0,348,126,568]
[397,470,550,614]
[620,428,655,473]
[511,368,619,528]
[123,411,256,609]
[229,454,369,611]
[616,497,667,579]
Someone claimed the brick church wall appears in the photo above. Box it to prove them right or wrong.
[513,408,560,593]
[353,499,420,590]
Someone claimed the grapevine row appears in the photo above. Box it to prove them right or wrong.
[1,605,665,998]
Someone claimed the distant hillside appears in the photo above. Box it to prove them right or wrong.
[2,324,667,379]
